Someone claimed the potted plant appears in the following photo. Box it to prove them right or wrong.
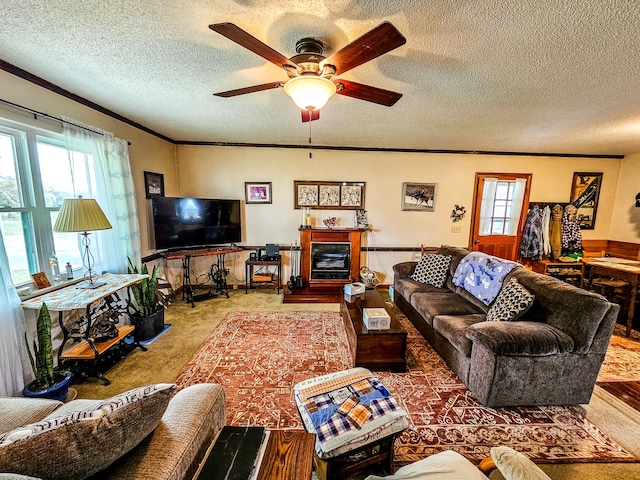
[127,258,165,341]
[23,303,72,401]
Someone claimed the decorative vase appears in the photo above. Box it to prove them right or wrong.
[23,371,73,402]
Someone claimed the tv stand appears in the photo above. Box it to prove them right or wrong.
[163,247,241,307]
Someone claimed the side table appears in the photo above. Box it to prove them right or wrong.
[246,257,282,294]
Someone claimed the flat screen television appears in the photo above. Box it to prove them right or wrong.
[151,196,242,250]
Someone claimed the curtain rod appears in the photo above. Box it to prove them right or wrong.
[0,98,131,145]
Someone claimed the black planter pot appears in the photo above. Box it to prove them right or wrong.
[134,308,165,341]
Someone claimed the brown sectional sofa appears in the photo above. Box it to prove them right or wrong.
[393,245,619,407]
[0,383,225,480]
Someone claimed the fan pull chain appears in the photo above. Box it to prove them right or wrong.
[308,110,313,159]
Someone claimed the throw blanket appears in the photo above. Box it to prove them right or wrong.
[301,377,401,443]
[452,252,521,305]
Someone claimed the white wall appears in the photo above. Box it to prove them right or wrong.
[610,152,640,244]
[174,145,623,285]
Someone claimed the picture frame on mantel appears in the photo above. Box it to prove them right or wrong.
[144,171,165,199]
[294,181,365,210]
[570,172,602,229]
[245,182,272,204]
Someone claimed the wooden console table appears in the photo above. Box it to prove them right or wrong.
[163,247,241,307]
[21,273,148,385]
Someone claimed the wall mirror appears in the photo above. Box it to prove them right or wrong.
[570,172,602,230]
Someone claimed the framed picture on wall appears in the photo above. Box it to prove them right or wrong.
[401,182,437,212]
[294,181,366,209]
[570,172,602,229]
[144,171,165,199]
[245,182,272,204]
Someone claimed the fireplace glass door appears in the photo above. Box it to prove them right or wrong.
[310,242,351,279]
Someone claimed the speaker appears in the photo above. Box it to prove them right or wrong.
[256,249,262,259]
[266,243,279,257]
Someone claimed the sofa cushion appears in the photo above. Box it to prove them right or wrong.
[435,245,470,290]
[0,397,62,435]
[0,383,175,480]
[411,254,452,288]
[433,314,486,357]
[411,292,484,327]
[395,276,448,303]
[491,446,552,480]
[465,321,574,356]
[486,278,535,322]
[511,268,615,353]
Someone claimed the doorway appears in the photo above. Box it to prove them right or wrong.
[469,173,532,261]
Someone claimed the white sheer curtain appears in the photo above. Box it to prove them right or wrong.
[0,223,33,396]
[62,117,141,273]
[479,178,498,235]
[478,177,527,236]
[507,178,527,235]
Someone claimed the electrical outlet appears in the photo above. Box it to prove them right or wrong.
[451,225,462,233]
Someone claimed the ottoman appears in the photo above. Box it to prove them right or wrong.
[294,368,409,480]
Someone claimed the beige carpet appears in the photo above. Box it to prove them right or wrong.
[72,289,640,479]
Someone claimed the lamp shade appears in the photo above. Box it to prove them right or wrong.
[53,197,112,232]
[283,76,337,111]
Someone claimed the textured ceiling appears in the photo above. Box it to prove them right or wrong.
[1,0,639,155]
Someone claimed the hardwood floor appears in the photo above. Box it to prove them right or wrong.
[597,381,640,412]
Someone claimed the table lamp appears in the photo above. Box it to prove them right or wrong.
[53,196,112,288]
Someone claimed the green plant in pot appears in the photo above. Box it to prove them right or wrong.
[127,258,165,341]
[23,303,72,401]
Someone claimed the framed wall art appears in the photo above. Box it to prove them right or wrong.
[144,171,165,199]
[245,182,272,204]
[570,172,602,229]
[294,181,365,210]
[401,182,437,212]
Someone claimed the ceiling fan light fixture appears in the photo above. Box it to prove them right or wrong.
[283,76,337,111]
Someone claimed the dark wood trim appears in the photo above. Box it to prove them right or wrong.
[0,60,174,143]
[174,140,623,159]
[0,60,626,159]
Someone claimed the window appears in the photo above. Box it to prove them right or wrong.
[478,178,527,236]
[0,120,97,285]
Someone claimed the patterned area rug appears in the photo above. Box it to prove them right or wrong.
[175,311,635,465]
[598,325,640,382]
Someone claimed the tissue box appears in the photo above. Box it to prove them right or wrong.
[363,308,391,330]
[344,282,366,295]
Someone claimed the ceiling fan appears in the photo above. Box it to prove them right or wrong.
[209,22,406,122]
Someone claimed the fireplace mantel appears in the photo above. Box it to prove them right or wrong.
[284,228,363,303]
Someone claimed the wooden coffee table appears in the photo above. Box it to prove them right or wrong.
[340,289,407,372]
[194,428,315,480]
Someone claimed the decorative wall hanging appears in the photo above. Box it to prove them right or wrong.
[569,172,602,230]
[401,182,436,212]
[294,181,365,210]
[245,182,272,204]
[144,171,164,199]
[450,204,466,222]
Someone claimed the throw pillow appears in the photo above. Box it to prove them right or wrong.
[0,383,175,480]
[486,278,535,322]
[411,254,452,288]
[491,446,552,480]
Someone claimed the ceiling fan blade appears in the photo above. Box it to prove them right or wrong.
[213,82,284,97]
[301,110,320,122]
[335,80,402,106]
[322,22,406,75]
[209,23,297,69]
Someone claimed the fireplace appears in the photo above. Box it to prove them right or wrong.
[311,242,351,279]
[283,228,363,303]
